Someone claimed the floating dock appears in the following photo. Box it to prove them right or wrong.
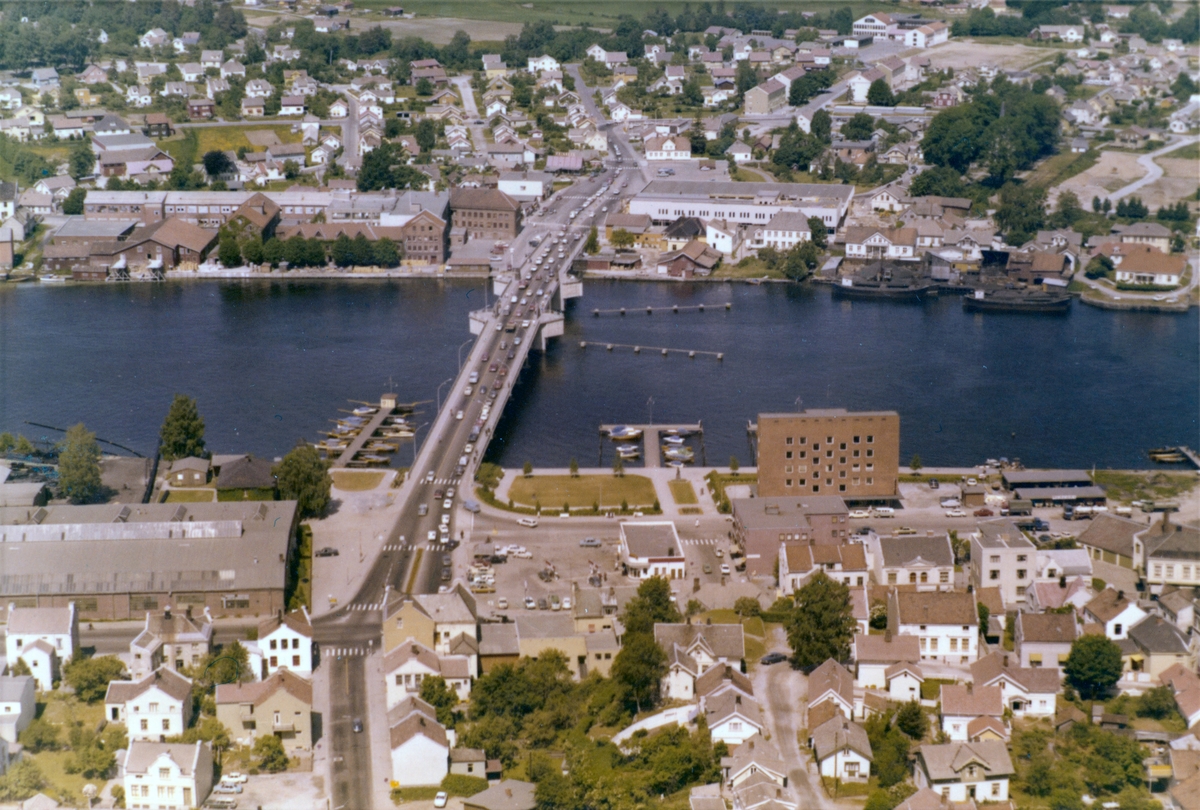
[598,422,705,469]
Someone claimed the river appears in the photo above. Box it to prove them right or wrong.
[1,279,1195,470]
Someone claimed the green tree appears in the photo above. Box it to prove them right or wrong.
[159,394,207,461]
[1136,686,1177,720]
[0,759,46,802]
[610,228,635,249]
[583,226,599,254]
[62,186,87,215]
[69,143,95,180]
[994,183,1045,245]
[910,454,922,471]
[177,716,229,754]
[808,216,828,249]
[373,238,400,267]
[58,423,102,504]
[611,632,667,713]
[865,710,911,787]
[895,700,928,739]
[977,601,990,635]
[729,456,739,474]
[1085,255,1114,279]
[63,656,126,703]
[786,571,857,668]
[568,458,579,477]
[842,112,875,141]
[733,597,761,617]
[241,236,264,265]
[414,119,438,152]
[202,150,235,179]
[218,234,242,268]
[415,77,434,96]
[1051,190,1084,229]
[1065,634,1123,700]
[811,109,832,143]
[621,576,682,636]
[867,78,895,106]
[253,733,289,772]
[420,676,461,727]
[18,718,61,753]
[273,446,330,519]
[263,237,285,267]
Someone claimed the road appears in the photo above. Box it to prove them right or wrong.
[449,75,488,154]
[1108,134,1199,201]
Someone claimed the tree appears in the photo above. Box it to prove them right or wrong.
[895,700,928,739]
[977,602,990,635]
[159,394,207,461]
[218,234,242,268]
[241,236,264,265]
[58,423,102,504]
[70,143,95,180]
[842,112,875,141]
[783,240,820,280]
[273,445,331,519]
[262,237,284,267]
[729,456,739,475]
[621,576,682,636]
[865,710,911,787]
[523,460,533,477]
[568,458,579,477]
[1050,190,1083,229]
[909,166,967,199]
[910,454,922,471]
[734,597,762,617]
[1065,634,1123,700]
[1085,255,1114,279]
[808,216,827,249]
[610,228,635,249]
[1136,686,1177,720]
[682,79,702,106]
[611,632,667,713]
[202,150,235,179]
[18,718,60,753]
[613,455,624,477]
[0,759,46,802]
[414,119,438,152]
[419,676,461,727]
[867,78,895,106]
[63,656,126,703]
[415,77,434,96]
[811,109,832,143]
[253,733,289,772]
[583,226,599,254]
[994,183,1045,245]
[62,186,86,215]
[283,159,300,180]
[785,571,857,669]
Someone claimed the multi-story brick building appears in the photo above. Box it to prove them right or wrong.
[756,409,900,500]
[450,188,522,242]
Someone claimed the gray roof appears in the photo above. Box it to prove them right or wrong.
[53,217,140,239]
[124,740,208,777]
[879,535,953,568]
[917,741,1014,781]
[1143,521,1200,562]
[1001,469,1092,487]
[92,133,158,152]
[639,180,854,206]
[479,623,519,656]
[721,732,786,779]
[732,496,848,530]
[1129,615,1189,655]
[812,716,873,761]
[622,521,681,559]
[514,613,576,639]
[0,501,297,597]
[105,667,194,705]
[705,688,762,728]
[0,675,34,702]
[975,520,1035,549]
[655,623,746,661]
[1013,486,1108,501]
[463,780,537,810]
[854,633,919,664]
[6,605,73,636]
[1077,514,1143,558]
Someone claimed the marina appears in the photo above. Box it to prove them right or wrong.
[598,422,705,469]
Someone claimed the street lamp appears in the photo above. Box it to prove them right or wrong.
[412,422,429,463]
[458,338,474,371]
[436,377,454,413]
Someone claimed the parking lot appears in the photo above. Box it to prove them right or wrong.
[206,770,325,810]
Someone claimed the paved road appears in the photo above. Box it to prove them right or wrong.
[1108,135,1199,201]
[449,75,487,152]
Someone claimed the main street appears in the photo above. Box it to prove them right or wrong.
[315,131,646,807]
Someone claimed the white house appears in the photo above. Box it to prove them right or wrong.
[5,603,78,689]
[123,741,213,810]
[886,662,925,703]
[384,639,473,707]
[852,633,920,690]
[127,85,153,108]
[330,98,350,118]
[104,668,194,742]
[655,623,747,701]
[644,135,692,161]
[258,608,313,678]
[940,684,1003,742]
[905,22,950,48]
[843,226,917,261]
[619,522,685,579]
[812,716,873,782]
[868,534,956,591]
[139,28,170,49]
[887,591,979,664]
[280,96,306,116]
[244,79,274,99]
[971,653,1060,719]
[220,60,246,80]
[705,690,763,747]
[0,676,35,744]
[914,741,1014,802]
[527,55,560,73]
[389,697,450,787]
[128,607,213,681]
[1083,588,1146,640]
[726,141,753,163]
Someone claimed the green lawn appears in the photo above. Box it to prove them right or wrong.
[1162,141,1199,161]
[158,125,301,162]
[361,0,858,25]
[330,470,385,491]
[921,677,957,701]
[163,488,216,503]
[668,479,698,505]
[1025,148,1099,190]
[731,167,766,182]
[1091,470,1197,503]
[712,257,785,280]
[27,694,108,805]
[217,488,276,502]
[507,474,657,509]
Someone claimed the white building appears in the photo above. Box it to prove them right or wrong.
[644,135,692,161]
[887,590,979,664]
[1083,587,1146,640]
[705,690,763,747]
[750,211,813,251]
[619,522,685,579]
[868,534,955,591]
[5,603,78,689]
[629,180,854,234]
[123,740,213,810]
[812,716,873,782]
[852,633,920,691]
[105,668,194,742]
[498,171,552,201]
[655,623,747,701]
[129,607,213,681]
[527,55,560,73]
[389,696,450,787]
[258,608,314,678]
[0,676,35,744]
[971,520,1037,606]
[383,639,473,707]
[905,22,950,48]
[940,684,1003,742]
[971,653,1059,719]
[843,225,917,261]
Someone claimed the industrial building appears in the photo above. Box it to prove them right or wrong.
[626,181,855,234]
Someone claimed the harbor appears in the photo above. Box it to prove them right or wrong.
[598,422,706,469]
[316,395,420,469]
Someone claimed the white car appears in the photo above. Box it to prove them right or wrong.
[427,530,437,542]
[719,564,731,575]
[497,597,509,610]
[434,791,449,808]
[443,499,453,510]
[945,509,968,518]
[455,410,464,420]
[464,444,474,454]
[222,773,248,785]
[872,507,896,518]
[517,517,539,528]
[848,509,871,519]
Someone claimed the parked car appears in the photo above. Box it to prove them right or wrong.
[222,773,248,785]
[497,597,508,610]
[761,652,788,665]
[434,792,449,808]
[580,537,602,547]
[929,478,940,489]
[315,547,339,557]
[213,784,243,795]
[894,526,917,535]
[524,596,536,610]
[703,563,712,574]
[945,509,968,518]
[549,595,561,610]
[537,597,549,610]
[719,563,731,575]
[974,508,994,517]
[848,509,871,519]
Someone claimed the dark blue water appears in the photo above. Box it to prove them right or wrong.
[1,280,1196,469]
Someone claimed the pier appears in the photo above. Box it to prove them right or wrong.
[329,399,398,468]
[598,422,705,469]
[579,342,724,361]
[591,303,731,316]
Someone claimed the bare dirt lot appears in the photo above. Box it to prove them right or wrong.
[1055,150,1148,202]
[1142,157,1200,209]
[924,39,1057,72]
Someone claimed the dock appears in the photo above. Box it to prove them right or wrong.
[579,342,724,361]
[598,422,705,469]
[1178,446,1200,470]
[591,303,731,316]
[330,396,398,468]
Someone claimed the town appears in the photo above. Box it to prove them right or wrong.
[0,1,1198,810]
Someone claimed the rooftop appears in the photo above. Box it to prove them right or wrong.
[621,521,681,559]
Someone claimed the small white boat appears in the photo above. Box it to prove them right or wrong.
[609,425,643,440]
[352,406,377,417]
[617,449,640,459]
[616,444,640,453]
[663,447,695,461]
[662,436,685,446]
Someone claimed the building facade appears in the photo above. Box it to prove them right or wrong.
[756,409,900,500]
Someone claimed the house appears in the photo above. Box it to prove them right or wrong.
[657,239,722,278]
[527,55,560,73]
[128,86,154,108]
[497,171,552,201]
[0,676,35,744]
[812,716,873,782]
[940,684,1003,742]
[744,80,786,115]
[778,542,868,593]
[1077,513,1143,569]
[852,633,920,694]
[1125,615,1190,679]
[843,226,917,260]
[808,659,857,720]
[215,669,312,752]
[244,79,274,99]
[619,521,685,579]
[280,96,305,116]
[188,98,216,120]
[869,534,955,590]
[970,520,1037,606]
[905,22,950,48]
[214,453,276,495]
[330,98,350,118]
[1083,588,1146,640]
[128,606,213,681]
[200,50,223,70]
[258,608,313,677]
[645,135,692,161]
[241,97,266,117]
[1014,612,1077,671]
[655,623,746,700]
[139,28,170,49]
[5,603,78,689]
[750,211,812,251]
[731,495,851,576]
[1141,517,1200,590]
[1160,664,1200,728]
[389,696,450,787]
[706,689,763,747]
[887,590,979,664]
[382,584,478,656]
[1031,25,1085,43]
[1114,249,1186,287]
[970,653,1060,718]
[220,60,246,80]
[913,741,1013,802]
[383,638,473,706]
[18,190,53,215]
[104,667,194,742]
[720,732,787,788]
[123,741,213,810]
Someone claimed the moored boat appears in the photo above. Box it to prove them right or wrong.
[962,288,1071,313]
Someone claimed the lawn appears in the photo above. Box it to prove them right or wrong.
[1163,141,1199,161]
[217,487,276,502]
[1091,470,1197,503]
[365,0,855,25]
[731,167,766,182]
[507,474,657,509]
[712,257,785,280]
[163,488,216,502]
[287,526,312,612]
[668,479,698,505]
[158,125,301,161]
[921,677,957,701]
[1025,148,1099,190]
[330,470,384,491]
[28,694,108,804]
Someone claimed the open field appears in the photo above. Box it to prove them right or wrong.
[924,39,1055,72]
[507,473,657,508]
[1025,149,1099,191]
[158,125,301,162]
[164,488,216,502]
[331,470,385,491]
[1054,149,1147,200]
[1092,470,1198,504]
[1144,157,1200,209]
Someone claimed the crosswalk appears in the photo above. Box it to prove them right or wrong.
[431,477,460,486]
[382,542,452,553]
[324,646,372,656]
[681,538,723,546]
[346,601,384,612]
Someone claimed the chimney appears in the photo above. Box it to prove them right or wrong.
[1160,513,1171,534]
[1117,590,1125,602]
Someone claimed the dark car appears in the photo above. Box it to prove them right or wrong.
[537,597,549,610]
[315,547,339,557]
[761,652,788,665]
[929,478,940,489]
[974,508,994,517]
[434,488,444,500]
[507,350,515,360]
[489,362,498,372]
[441,567,452,581]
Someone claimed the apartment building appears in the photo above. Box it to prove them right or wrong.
[970,521,1037,606]
[755,409,900,500]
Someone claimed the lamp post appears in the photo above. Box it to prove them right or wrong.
[412,422,429,464]
[457,338,474,371]
[436,378,453,413]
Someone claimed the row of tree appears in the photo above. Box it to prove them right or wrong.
[217,233,401,270]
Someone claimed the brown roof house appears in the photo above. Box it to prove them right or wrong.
[940,684,1005,742]
[216,669,313,752]
[887,590,979,664]
[388,696,449,787]
[214,454,277,498]
[656,239,722,278]
[970,652,1060,719]
[104,667,194,742]
[913,741,1014,803]
[1014,612,1077,671]
[807,658,857,720]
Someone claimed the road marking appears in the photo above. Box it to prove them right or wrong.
[682,538,720,545]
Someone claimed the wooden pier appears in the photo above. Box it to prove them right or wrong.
[330,396,398,468]
[579,342,724,361]
[598,422,705,469]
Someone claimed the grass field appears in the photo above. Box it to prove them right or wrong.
[330,470,385,491]
[508,474,657,508]
[732,167,766,182]
[28,694,108,804]
[1026,148,1100,190]
[922,676,957,701]
[1165,142,1199,161]
[361,0,862,25]
[668,479,698,505]
[164,488,216,503]
[712,257,785,280]
[1092,470,1197,503]
[159,125,302,162]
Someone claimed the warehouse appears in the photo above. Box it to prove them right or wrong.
[627,180,854,234]
[0,501,299,622]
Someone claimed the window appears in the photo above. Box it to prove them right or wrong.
[159,768,170,778]
[163,719,170,730]
[140,719,149,731]
[853,435,860,443]
[940,571,949,583]
[786,451,793,459]
[1113,623,1122,636]
[992,783,1001,797]
[1017,569,1027,580]
[920,572,928,583]
[149,703,159,713]
[989,555,1000,563]
[989,570,999,580]
[1017,555,1027,562]
[909,573,917,584]
[786,479,792,487]
[888,572,897,584]
[293,655,300,666]
[270,640,278,650]
[786,437,793,445]
[839,442,846,450]
[867,435,874,443]
[866,449,874,458]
